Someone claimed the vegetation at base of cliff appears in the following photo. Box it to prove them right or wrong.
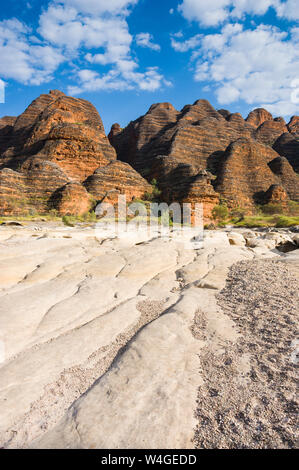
[0,211,98,226]
[213,200,299,228]
[212,204,229,223]
[62,212,97,226]
[234,215,299,228]
[143,179,162,202]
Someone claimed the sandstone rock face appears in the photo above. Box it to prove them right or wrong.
[1,92,298,218]
[273,133,299,172]
[255,120,288,146]
[109,100,298,210]
[0,158,70,215]
[0,90,144,216]
[50,183,93,216]
[215,138,282,208]
[288,115,299,135]
[263,184,289,207]
[0,117,16,160]
[268,157,299,201]
[84,161,152,204]
[246,108,273,128]
[3,90,116,179]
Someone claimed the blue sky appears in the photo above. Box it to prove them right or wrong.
[0,0,298,132]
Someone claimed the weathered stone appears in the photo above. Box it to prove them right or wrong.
[273,133,299,172]
[0,91,117,215]
[215,138,284,208]
[109,99,298,212]
[287,115,299,135]
[245,108,273,128]
[84,160,152,203]
[268,157,299,201]
[262,184,289,207]
[255,120,288,146]
[50,183,93,216]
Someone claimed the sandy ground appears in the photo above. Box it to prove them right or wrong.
[193,259,298,449]
[0,222,298,449]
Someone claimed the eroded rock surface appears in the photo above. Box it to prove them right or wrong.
[0,224,297,449]
[109,101,299,209]
[0,91,149,216]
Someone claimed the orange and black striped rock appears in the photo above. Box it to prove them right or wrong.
[84,160,152,204]
[109,100,298,211]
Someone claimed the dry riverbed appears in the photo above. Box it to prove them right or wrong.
[0,222,298,449]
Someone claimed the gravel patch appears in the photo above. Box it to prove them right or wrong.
[193,259,298,449]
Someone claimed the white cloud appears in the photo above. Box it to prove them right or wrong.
[275,0,299,21]
[0,0,167,93]
[261,100,299,116]
[38,5,133,51]
[178,0,232,26]
[0,18,64,84]
[186,23,299,115]
[177,0,298,27]
[57,0,138,15]
[0,79,5,103]
[68,66,170,94]
[38,1,167,92]
[216,85,240,104]
[171,33,202,52]
[136,33,161,51]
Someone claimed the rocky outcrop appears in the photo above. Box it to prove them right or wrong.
[215,138,291,208]
[109,100,298,211]
[263,184,289,207]
[1,90,116,179]
[49,183,94,216]
[0,116,16,159]
[149,158,219,223]
[84,161,152,204]
[0,158,70,215]
[0,90,142,216]
[245,108,273,128]
[109,100,255,177]
[288,115,299,135]
[273,133,299,172]
[0,91,298,218]
[255,120,288,146]
[268,157,299,201]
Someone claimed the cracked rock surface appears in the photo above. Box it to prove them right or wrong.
[0,223,297,449]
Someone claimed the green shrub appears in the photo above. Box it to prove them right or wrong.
[288,201,299,216]
[229,207,246,220]
[143,179,162,202]
[62,215,75,227]
[261,203,284,215]
[234,215,299,228]
[273,215,299,228]
[212,204,229,222]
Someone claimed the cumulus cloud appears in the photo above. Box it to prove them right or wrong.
[136,33,161,51]
[68,66,169,94]
[38,4,133,52]
[0,0,168,93]
[58,0,138,15]
[0,79,5,103]
[38,0,167,92]
[174,22,299,115]
[177,0,298,27]
[0,18,64,85]
[275,0,299,21]
[171,33,202,52]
